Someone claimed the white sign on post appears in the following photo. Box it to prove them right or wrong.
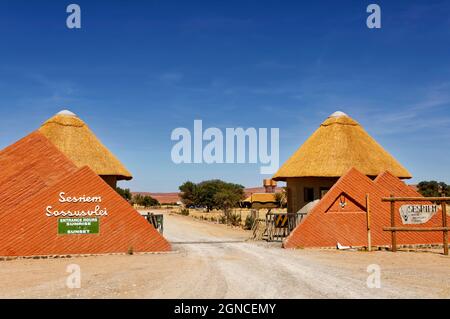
[399,205,438,225]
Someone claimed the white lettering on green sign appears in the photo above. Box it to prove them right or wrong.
[58,217,100,235]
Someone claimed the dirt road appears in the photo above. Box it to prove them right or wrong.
[0,212,449,298]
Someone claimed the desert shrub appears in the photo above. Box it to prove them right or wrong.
[180,208,190,216]
[218,214,227,224]
[116,187,132,201]
[132,194,160,207]
[228,213,242,226]
[244,215,255,230]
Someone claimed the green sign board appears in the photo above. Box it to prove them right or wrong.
[58,217,99,235]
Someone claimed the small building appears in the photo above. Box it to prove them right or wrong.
[242,193,279,209]
[273,111,411,214]
[39,110,132,188]
[241,179,283,209]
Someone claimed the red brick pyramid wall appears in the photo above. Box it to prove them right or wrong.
[0,132,170,256]
[0,132,79,212]
[284,168,448,248]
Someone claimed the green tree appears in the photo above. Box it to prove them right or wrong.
[196,180,224,211]
[179,181,198,207]
[200,180,244,211]
[417,181,450,197]
[213,189,242,213]
[116,187,132,201]
[142,195,159,207]
[178,179,245,211]
[132,194,160,207]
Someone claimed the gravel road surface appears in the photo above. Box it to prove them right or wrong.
[0,212,449,298]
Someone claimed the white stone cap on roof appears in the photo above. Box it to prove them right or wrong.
[330,111,348,118]
[57,109,77,117]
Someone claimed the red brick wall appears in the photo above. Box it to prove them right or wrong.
[284,168,449,248]
[0,132,170,256]
[0,132,79,212]
[0,167,171,256]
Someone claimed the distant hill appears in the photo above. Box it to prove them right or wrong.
[134,184,423,204]
[132,187,285,204]
[131,192,181,204]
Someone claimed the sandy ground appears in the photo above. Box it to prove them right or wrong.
[0,212,449,299]
[180,207,285,227]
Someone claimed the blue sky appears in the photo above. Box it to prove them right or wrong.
[0,0,449,191]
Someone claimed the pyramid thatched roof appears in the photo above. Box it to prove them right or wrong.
[273,111,412,181]
[39,110,132,181]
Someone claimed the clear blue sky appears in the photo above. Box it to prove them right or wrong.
[0,0,449,192]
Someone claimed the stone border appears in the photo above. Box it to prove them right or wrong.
[0,250,179,262]
[294,244,448,252]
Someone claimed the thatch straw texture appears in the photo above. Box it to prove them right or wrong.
[273,112,411,181]
[39,111,132,180]
[243,193,278,203]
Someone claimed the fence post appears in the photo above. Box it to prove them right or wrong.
[390,194,397,252]
[366,194,371,252]
[442,196,448,256]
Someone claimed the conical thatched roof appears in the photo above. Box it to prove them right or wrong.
[39,110,132,181]
[273,111,412,181]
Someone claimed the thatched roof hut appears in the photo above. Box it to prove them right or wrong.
[273,111,411,181]
[273,111,411,214]
[39,110,132,187]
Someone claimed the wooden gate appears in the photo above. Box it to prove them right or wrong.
[251,212,305,242]
[146,212,164,234]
